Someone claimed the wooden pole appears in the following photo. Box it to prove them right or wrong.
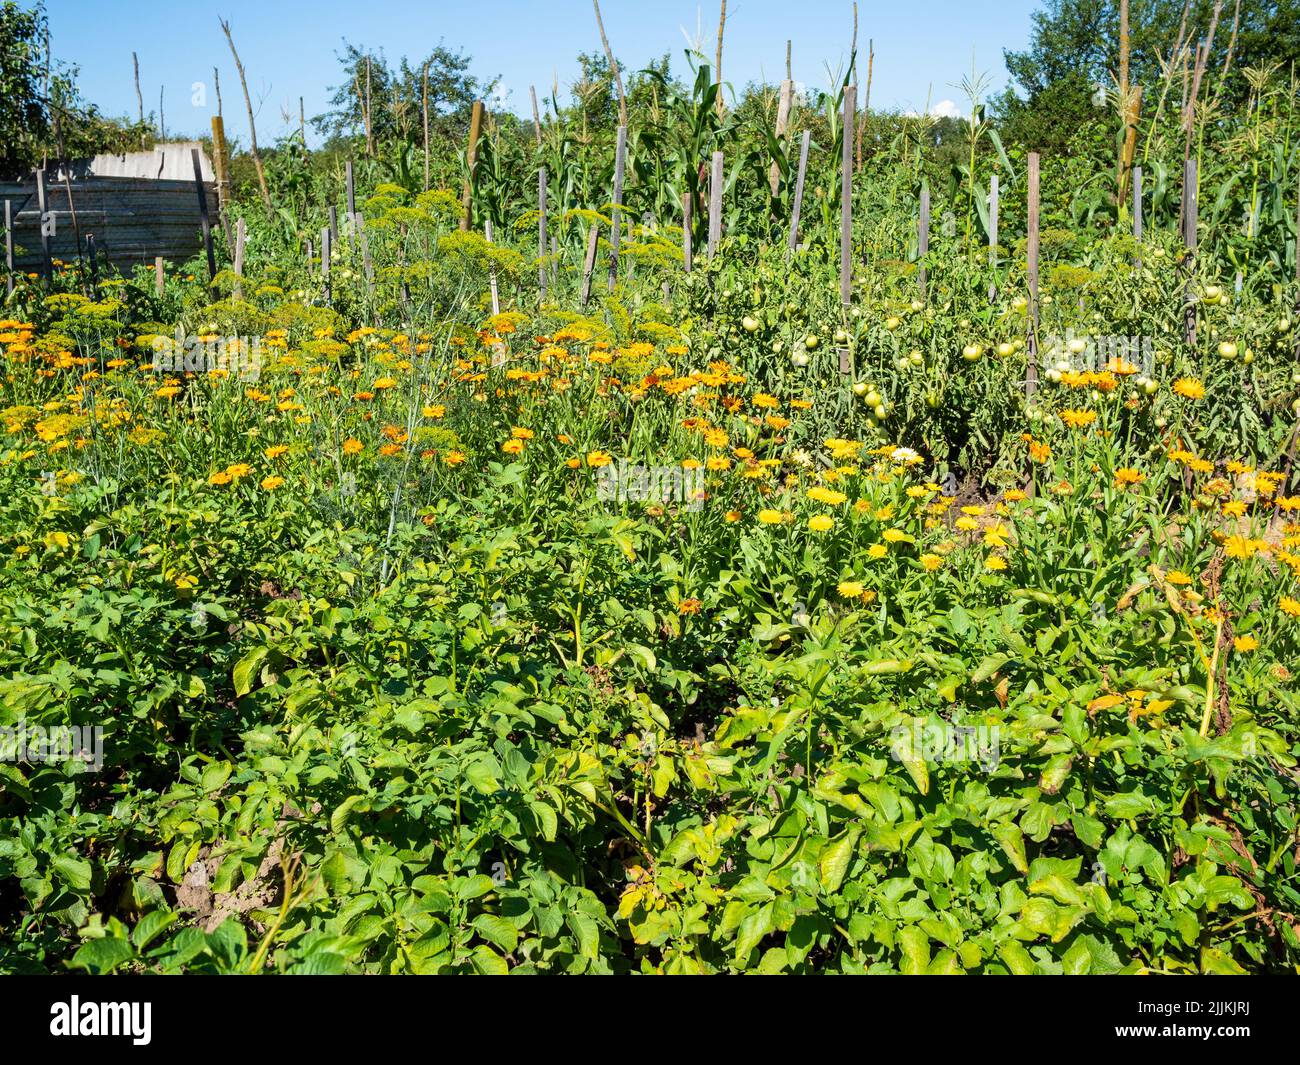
[682,190,693,272]
[530,85,543,145]
[707,150,724,260]
[607,124,627,291]
[1026,152,1040,396]
[917,182,929,301]
[538,167,548,300]
[770,78,793,197]
[1133,165,1143,241]
[422,64,431,191]
[485,220,501,316]
[345,160,356,229]
[321,225,331,304]
[233,216,246,299]
[329,205,339,246]
[1184,156,1198,350]
[35,168,52,284]
[3,199,12,298]
[840,85,855,308]
[191,149,216,282]
[988,173,999,302]
[155,256,164,297]
[788,129,810,258]
[460,100,485,232]
[581,223,600,309]
[86,233,98,292]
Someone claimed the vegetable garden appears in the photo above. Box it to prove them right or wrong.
[2,0,1300,975]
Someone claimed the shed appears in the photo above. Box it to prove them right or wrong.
[1,143,218,277]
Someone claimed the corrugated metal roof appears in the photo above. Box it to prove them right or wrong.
[52,142,214,183]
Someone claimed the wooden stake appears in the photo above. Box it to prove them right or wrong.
[220,18,271,209]
[345,160,356,228]
[788,130,810,257]
[988,173,999,302]
[581,223,600,309]
[530,85,543,145]
[607,125,627,291]
[917,182,929,301]
[3,199,12,297]
[460,100,484,232]
[1183,156,1198,350]
[35,168,52,283]
[191,149,216,281]
[321,225,331,304]
[840,85,855,308]
[708,151,724,259]
[1133,165,1143,242]
[682,191,692,272]
[422,64,431,191]
[1026,152,1040,396]
[770,78,793,197]
[155,256,164,297]
[538,167,548,300]
[233,216,246,299]
[485,220,501,316]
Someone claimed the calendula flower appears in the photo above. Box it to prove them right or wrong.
[984,555,1008,571]
[920,553,942,571]
[808,514,835,533]
[260,475,285,491]
[1114,467,1143,487]
[807,485,847,505]
[1165,570,1193,586]
[444,450,466,465]
[1224,534,1257,560]
[757,509,784,525]
[1280,596,1300,618]
[264,444,289,459]
[587,451,612,467]
[342,438,363,455]
[1234,634,1258,653]
[724,509,742,522]
[511,427,534,440]
[209,470,232,485]
[1061,409,1097,429]
[867,543,887,559]
[837,580,865,598]
[1173,377,1205,400]
[678,598,702,615]
[502,438,526,455]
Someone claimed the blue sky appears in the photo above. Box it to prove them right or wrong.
[46,0,1040,145]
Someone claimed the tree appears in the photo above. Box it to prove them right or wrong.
[996,0,1300,151]
[317,40,480,150]
[0,0,47,176]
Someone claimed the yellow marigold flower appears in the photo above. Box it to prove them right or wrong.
[586,451,612,467]
[342,438,363,455]
[807,485,847,505]
[867,543,888,559]
[1224,534,1257,560]
[511,426,534,440]
[678,598,702,615]
[882,528,911,543]
[808,514,835,533]
[1061,409,1097,429]
[757,509,785,525]
[920,553,942,571]
[265,444,289,459]
[1114,467,1143,487]
[444,451,466,465]
[423,405,446,419]
[379,443,403,457]
[1004,489,1027,503]
[1280,596,1300,618]
[751,393,779,408]
[706,456,731,471]
[955,515,980,532]
[1173,377,1205,400]
[261,475,285,491]
[1165,570,1193,585]
[1233,634,1258,653]
[984,555,1008,571]
[208,470,232,485]
[837,580,865,598]
[225,464,252,479]
[502,438,526,455]
[724,509,742,522]
[565,457,581,469]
